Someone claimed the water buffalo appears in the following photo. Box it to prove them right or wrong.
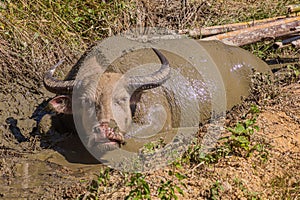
[44,38,271,153]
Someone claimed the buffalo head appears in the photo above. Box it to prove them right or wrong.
[44,48,170,151]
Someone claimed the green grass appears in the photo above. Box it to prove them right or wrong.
[0,0,136,90]
[183,104,270,165]
[0,0,135,45]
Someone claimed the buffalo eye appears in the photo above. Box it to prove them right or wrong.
[114,97,128,106]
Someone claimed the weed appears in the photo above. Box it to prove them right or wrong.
[125,166,186,200]
[157,170,186,200]
[140,138,166,154]
[221,105,261,157]
[285,65,300,83]
[270,174,300,199]
[209,180,224,200]
[79,168,112,200]
[125,173,151,200]
[183,104,268,165]
[225,120,257,152]
[233,178,261,199]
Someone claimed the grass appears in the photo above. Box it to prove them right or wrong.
[209,180,224,200]
[125,173,151,200]
[0,0,298,84]
[1,0,134,44]
[0,0,136,93]
[80,166,187,200]
[183,104,268,165]
[270,173,300,199]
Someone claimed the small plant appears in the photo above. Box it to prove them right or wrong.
[287,65,300,82]
[269,174,300,199]
[140,138,166,154]
[248,141,270,162]
[221,105,260,157]
[157,170,186,200]
[125,173,151,200]
[225,119,258,150]
[183,104,268,165]
[79,168,112,200]
[209,180,224,200]
[182,137,224,165]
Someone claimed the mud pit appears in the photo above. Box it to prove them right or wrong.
[0,75,106,198]
[0,46,299,199]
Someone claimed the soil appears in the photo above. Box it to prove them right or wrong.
[0,35,299,200]
[1,54,299,199]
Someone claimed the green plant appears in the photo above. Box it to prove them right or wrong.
[249,142,270,162]
[125,173,151,200]
[182,137,224,165]
[79,168,112,200]
[270,174,300,199]
[221,105,260,157]
[141,138,166,154]
[183,104,269,166]
[287,64,300,82]
[157,170,186,200]
[209,180,224,200]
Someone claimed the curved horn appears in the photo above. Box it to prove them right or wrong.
[43,60,75,94]
[128,48,170,90]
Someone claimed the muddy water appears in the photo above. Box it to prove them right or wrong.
[0,81,104,199]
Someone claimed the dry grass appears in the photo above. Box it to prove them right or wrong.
[0,0,298,89]
[0,0,136,93]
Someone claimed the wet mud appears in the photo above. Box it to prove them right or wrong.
[0,78,103,199]
[0,41,298,198]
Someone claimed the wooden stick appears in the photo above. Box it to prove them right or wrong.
[201,16,300,46]
[179,16,287,36]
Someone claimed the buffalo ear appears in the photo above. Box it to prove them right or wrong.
[49,95,72,114]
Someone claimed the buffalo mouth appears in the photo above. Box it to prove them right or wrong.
[89,123,125,151]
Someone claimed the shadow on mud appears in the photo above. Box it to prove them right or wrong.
[30,99,100,164]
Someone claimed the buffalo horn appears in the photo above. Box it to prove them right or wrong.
[128,48,170,91]
[43,60,75,94]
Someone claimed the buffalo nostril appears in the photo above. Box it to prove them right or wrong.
[93,126,101,134]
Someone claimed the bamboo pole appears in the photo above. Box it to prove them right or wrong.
[201,16,300,46]
[179,16,287,36]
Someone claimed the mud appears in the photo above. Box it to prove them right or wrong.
[0,74,104,198]
[0,41,299,198]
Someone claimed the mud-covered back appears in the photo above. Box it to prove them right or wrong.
[199,40,271,109]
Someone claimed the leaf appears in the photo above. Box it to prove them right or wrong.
[175,186,184,195]
[235,123,246,134]
[175,172,186,180]
[254,125,259,131]
[143,182,150,194]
